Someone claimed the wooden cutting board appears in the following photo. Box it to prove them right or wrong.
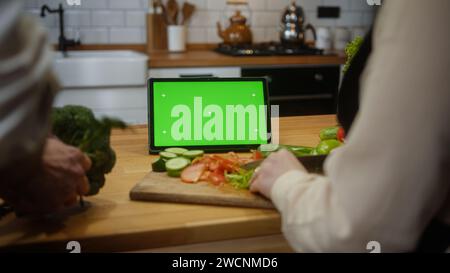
[130,171,274,209]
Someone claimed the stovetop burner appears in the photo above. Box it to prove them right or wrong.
[215,42,324,57]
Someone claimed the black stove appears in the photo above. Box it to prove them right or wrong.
[215,42,324,57]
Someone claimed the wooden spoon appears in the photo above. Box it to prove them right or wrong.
[166,0,179,25]
[181,2,196,25]
[154,0,169,25]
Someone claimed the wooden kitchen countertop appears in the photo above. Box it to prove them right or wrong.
[149,50,346,68]
[0,115,337,252]
[61,44,346,68]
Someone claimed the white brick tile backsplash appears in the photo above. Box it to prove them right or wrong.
[188,10,205,27]
[323,0,349,10]
[206,0,227,11]
[109,0,142,9]
[187,27,207,43]
[35,0,56,8]
[64,28,79,40]
[80,28,109,43]
[26,0,374,44]
[140,0,149,9]
[310,17,336,28]
[37,0,76,9]
[298,0,322,11]
[252,12,279,27]
[349,0,371,11]
[350,26,368,39]
[126,11,146,27]
[265,27,279,42]
[336,11,362,27]
[248,0,267,11]
[266,0,290,11]
[188,0,207,10]
[65,10,92,27]
[362,10,375,26]
[79,0,108,9]
[92,10,125,26]
[252,27,266,43]
[207,27,222,43]
[189,10,221,27]
[110,27,144,43]
[47,28,60,43]
[304,10,317,24]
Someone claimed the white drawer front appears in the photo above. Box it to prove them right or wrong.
[148,67,241,78]
[54,87,148,125]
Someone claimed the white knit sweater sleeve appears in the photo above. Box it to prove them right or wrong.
[271,0,450,252]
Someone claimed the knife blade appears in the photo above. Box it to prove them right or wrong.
[241,159,264,170]
[241,155,327,173]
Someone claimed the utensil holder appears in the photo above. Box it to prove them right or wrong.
[167,25,186,52]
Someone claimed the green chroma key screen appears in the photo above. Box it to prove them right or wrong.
[148,78,270,152]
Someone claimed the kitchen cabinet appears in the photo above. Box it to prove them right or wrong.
[242,65,341,116]
[54,87,147,125]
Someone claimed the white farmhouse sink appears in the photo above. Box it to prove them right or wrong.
[52,50,148,88]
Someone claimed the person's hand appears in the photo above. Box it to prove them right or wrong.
[13,137,91,215]
[250,149,307,199]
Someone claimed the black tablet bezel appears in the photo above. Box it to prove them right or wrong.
[148,77,271,154]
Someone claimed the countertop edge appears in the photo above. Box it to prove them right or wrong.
[0,213,281,252]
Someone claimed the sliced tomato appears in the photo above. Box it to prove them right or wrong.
[200,170,210,181]
[227,152,245,164]
[252,150,264,160]
[181,163,206,183]
[337,127,346,142]
[208,160,220,171]
[208,170,226,185]
[210,155,238,172]
[182,153,250,186]
[211,155,233,164]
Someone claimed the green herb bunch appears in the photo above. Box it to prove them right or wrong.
[343,36,364,74]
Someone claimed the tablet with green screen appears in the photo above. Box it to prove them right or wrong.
[148,78,271,153]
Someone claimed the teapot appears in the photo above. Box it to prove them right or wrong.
[280,1,316,45]
[217,10,252,45]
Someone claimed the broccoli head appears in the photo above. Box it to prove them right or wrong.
[51,105,126,196]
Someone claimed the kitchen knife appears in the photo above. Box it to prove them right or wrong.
[241,155,327,174]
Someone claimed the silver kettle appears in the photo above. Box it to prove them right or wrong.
[280,1,316,45]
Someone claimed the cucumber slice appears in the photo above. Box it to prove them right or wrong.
[257,144,280,157]
[160,151,177,160]
[182,150,204,159]
[319,127,339,140]
[287,146,314,156]
[165,157,190,177]
[258,144,280,152]
[151,157,166,172]
[164,147,189,156]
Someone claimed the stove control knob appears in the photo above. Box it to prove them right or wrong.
[314,73,324,81]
